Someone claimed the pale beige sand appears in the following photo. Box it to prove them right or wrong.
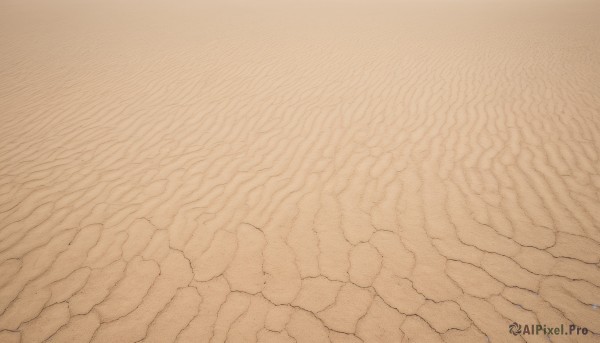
[1,0,600,342]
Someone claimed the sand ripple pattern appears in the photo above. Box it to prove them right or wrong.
[1,0,600,342]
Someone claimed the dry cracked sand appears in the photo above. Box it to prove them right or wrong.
[1,0,600,342]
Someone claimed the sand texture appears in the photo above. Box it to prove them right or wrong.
[1,0,600,342]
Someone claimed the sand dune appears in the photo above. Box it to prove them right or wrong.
[1,0,600,342]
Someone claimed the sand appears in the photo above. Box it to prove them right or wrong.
[1,0,600,342]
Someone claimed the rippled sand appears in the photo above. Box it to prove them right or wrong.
[1,0,600,342]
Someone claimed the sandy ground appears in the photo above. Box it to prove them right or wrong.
[1,0,600,342]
